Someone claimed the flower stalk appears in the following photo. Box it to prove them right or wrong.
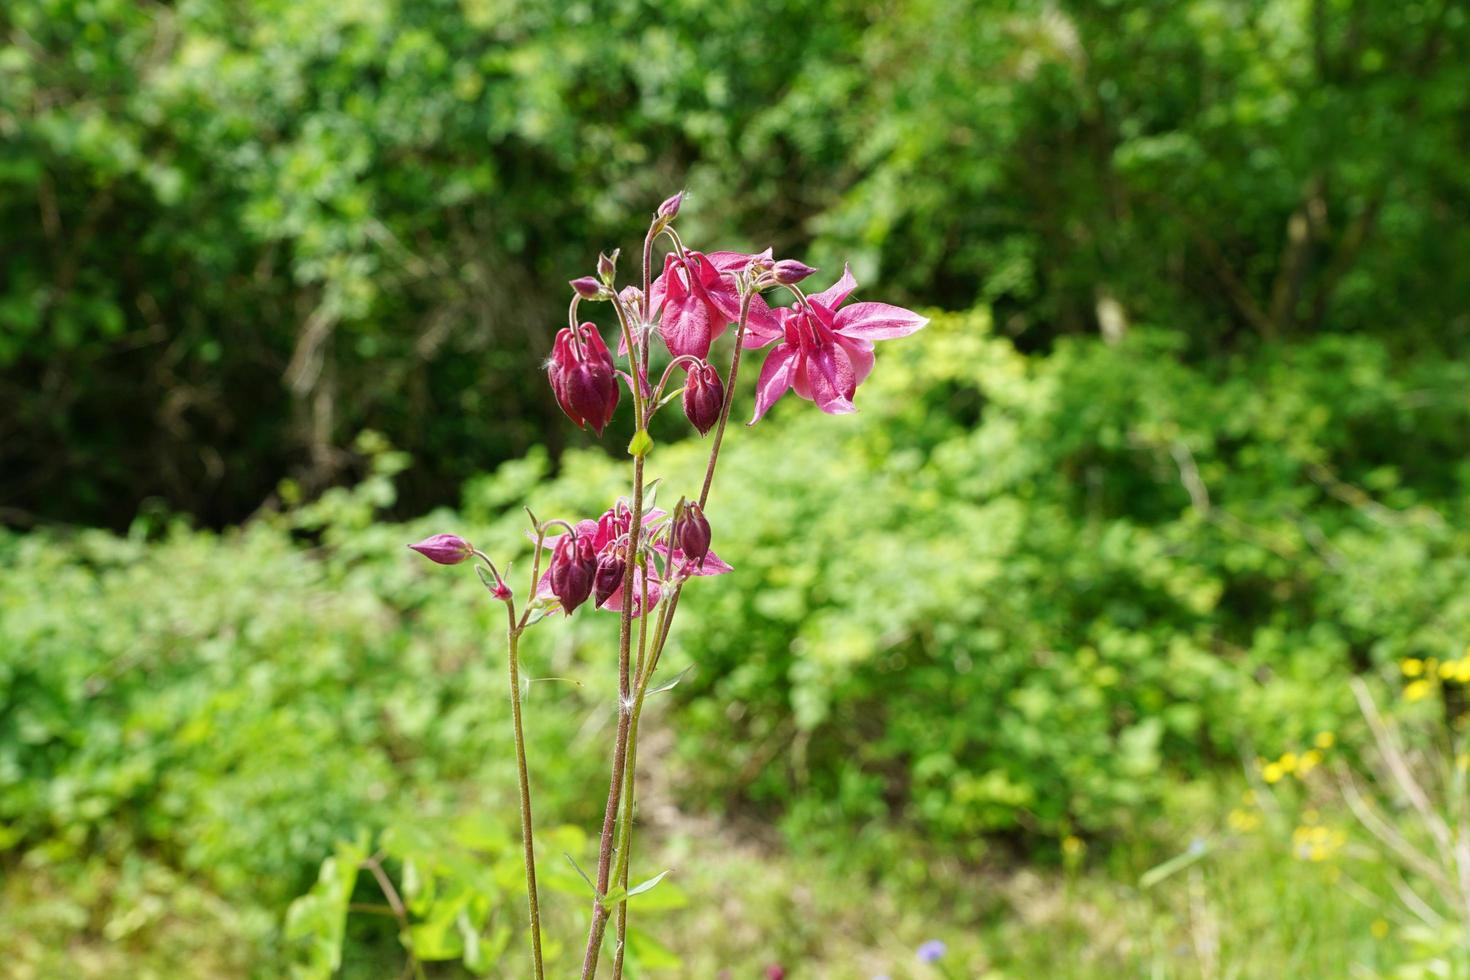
[410,192,925,980]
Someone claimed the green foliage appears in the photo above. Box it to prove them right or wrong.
[2,311,1468,972]
[4,0,1466,526]
[652,312,1470,845]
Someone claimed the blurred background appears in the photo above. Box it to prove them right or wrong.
[3,0,1470,976]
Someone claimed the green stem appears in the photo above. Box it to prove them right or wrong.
[505,607,545,980]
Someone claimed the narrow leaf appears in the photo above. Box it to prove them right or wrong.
[647,665,694,697]
[565,853,595,892]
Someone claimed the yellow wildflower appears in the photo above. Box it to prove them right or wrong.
[1278,752,1298,773]
[1402,658,1424,677]
[1262,762,1285,784]
[1227,808,1262,833]
[1440,660,1457,679]
[1314,731,1335,749]
[1061,835,1085,858]
[1292,824,1346,862]
[1404,679,1433,703]
[1299,749,1322,774]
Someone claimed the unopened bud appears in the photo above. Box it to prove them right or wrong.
[593,550,626,608]
[771,259,817,286]
[407,533,474,565]
[548,323,620,436]
[597,249,620,286]
[549,535,596,615]
[674,502,712,569]
[657,191,684,220]
[682,362,724,436]
[570,276,604,299]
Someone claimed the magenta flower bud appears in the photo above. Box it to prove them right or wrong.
[570,276,604,300]
[771,259,817,285]
[656,191,683,220]
[407,533,474,565]
[592,549,626,608]
[549,535,596,614]
[548,322,620,436]
[673,502,712,569]
[682,362,724,436]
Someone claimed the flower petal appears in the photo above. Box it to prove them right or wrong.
[834,302,929,340]
[706,248,770,274]
[835,334,875,388]
[809,264,858,310]
[659,291,717,359]
[749,344,799,424]
[803,342,857,415]
[600,566,662,617]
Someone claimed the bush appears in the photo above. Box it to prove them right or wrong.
[4,312,1468,970]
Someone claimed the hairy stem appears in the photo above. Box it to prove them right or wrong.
[505,608,545,980]
[581,453,644,979]
[698,290,755,508]
[612,566,654,979]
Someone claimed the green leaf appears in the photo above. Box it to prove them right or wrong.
[646,665,693,697]
[627,429,654,457]
[565,853,596,892]
[627,869,672,898]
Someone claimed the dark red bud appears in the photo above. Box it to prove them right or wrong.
[593,550,626,608]
[548,323,620,436]
[570,276,603,299]
[549,535,596,614]
[682,362,724,436]
[674,502,712,569]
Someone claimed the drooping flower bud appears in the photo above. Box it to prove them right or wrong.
[407,533,474,565]
[548,322,620,436]
[771,259,817,286]
[569,276,604,299]
[656,191,683,221]
[549,534,596,614]
[681,362,724,436]
[673,502,712,569]
[592,549,626,608]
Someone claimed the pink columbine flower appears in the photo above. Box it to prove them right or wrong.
[648,250,778,359]
[407,533,474,565]
[536,500,731,617]
[548,322,620,435]
[748,265,928,421]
